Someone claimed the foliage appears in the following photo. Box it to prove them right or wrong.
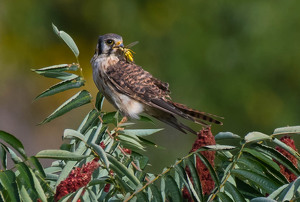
[0,25,299,202]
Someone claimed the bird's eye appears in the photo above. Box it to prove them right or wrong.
[106,39,114,45]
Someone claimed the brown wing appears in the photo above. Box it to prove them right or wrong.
[105,60,222,126]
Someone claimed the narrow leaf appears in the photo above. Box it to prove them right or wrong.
[201,145,235,151]
[196,153,220,187]
[95,92,105,111]
[34,71,78,80]
[244,132,271,143]
[250,197,277,202]
[0,170,20,202]
[231,169,280,193]
[0,130,26,158]
[119,129,163,137]
[19,184,33,202]
[0,145,7,170]
[243,148,280,171]
[28,156,46,178]
[273,126,300,135]
[186,158,203,200]
[32,64,79,73]
[224,181,246,202]
[63,129,86,142]
[40,90,92,124]
[36,149,88,160]
[149,184,163,202]
[35,77,84,100]
[107,154,140,187]
[215,132,241,140]
[16,162,35,189]
[165,175,182,202]
[277,176,300,201]
[90,143,109,168]
[30,169,47,202]
[217,192,233,202]
[78,109,100,134]
[72,187,85,202]
[52,24,79,57]
[267,184,288,199]
[252,144,300,176]
[272,138,300,161]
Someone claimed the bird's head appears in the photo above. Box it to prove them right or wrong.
[96,33,124,56]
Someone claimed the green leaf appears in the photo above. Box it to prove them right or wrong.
[102,111,122,125]
[231,169,280,193]
[244,132,271,143]
[119,129,163,137]
[63,129,86,142]
[277,176,300,201]
[149,184,163,202]
[215,132,241,140]
[35,71,78,80]
[0,145,7,170]
[201,145,235,151]
[29,169,47,202]
[107,154,140,187]
[174,165,193,200]
[56,128,96,187]
[32,63,79,73]
[165,175,182,202]
[0,170,20,202]
[35,149,88,160]
[273,126,300,135]
[28,156,46,178]
[272,138,300,161]
[72,186,85,202]
[95,92,105,111]
[118,135,145,151]
[235,177,264,198]
[1,144,22,163]
[267,184,288,199]
[224,181,246,202]
[138,137,159,148]
[90,143,109,168]
[243,148,280,171]
[217,192,233,202]
[40,90,92,124]
[19,184,33,202]
[185,158,203,200]
[16,162,35,189]
[52,24,79,57]
[250,197,277,202]
[35,77,85,100]
[196,153,220,187]
[78,109,100,134]
[252,144,300,176]
[0,130,26,158]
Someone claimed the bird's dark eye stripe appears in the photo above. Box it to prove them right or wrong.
[106,39,114,45]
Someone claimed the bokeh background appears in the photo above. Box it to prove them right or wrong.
[0,0,299,173]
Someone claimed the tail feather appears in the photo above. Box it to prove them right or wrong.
[170,101,223,126]
[152,113,197,135]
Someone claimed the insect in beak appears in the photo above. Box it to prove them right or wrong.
[118,41,139,62]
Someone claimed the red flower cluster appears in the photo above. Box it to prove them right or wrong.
[183,127,216,201]
[54,159,100,201]
[275,136,298,182]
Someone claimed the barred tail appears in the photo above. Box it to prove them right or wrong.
[171,102,223,126]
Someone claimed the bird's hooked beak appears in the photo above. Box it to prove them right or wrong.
[113,41,124,49]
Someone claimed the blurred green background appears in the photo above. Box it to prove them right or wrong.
[0,0,299,173]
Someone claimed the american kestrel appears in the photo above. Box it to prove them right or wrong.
[91,33,222,134]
